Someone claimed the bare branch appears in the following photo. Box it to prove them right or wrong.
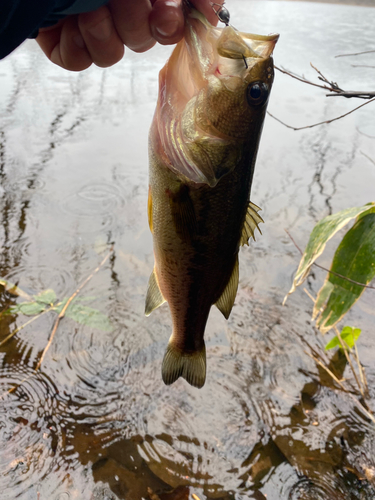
[267,97,375,131]
[335,49,375,58]
[356,127,375,138]
[326,91,375,99]
[360,151,375,166]
[275,65,340,93]
[34,246,114,371]
[275,64,375,100]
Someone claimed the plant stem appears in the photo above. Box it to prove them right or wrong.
[34,246,114,371]
[0,308,52,347]
[334,326,365,399]
[306,351,375,425]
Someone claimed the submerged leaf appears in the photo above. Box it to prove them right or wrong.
[284,203,375,303]
[314,212,375,333]
[325,326,362,350]
[34,289,56,305]
[53,299,113,331]
[11,301,47,316]
[64,303,113,332]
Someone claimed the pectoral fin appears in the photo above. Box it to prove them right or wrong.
[215,256,239,319]
[145,268,166,316]
[240,201,264,246]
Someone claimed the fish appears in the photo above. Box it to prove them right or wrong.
[146,3,278,388]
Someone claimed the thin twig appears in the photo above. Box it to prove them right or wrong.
[285,229,375,290]
[2,247,114,398]
[326,91,375,99]
[306,351,375,424]
[303,287,316,304]
[275,65,340,93]
[0,308,52,347]
[357,127,375,138]
[351,65,375,69]
[34,246,113,372]
[354,341,368,396]
[275,64,375,99]
[361,151,375,166]
[305,351,348,391]
[310,63,343,92]
[335,50,375,58]
[334,326,364,399]
[267,97,375,131]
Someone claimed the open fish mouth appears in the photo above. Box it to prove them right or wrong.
[185,7,279,79]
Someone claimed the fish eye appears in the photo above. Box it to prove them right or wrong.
[246,82,269,106]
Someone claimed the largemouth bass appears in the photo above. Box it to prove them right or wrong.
[146,4,278,388]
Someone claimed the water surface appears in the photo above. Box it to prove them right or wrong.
[1,1,375,499]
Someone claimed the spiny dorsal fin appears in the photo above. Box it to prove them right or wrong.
[215,256,239,319]
[162,340,206,388]
[145,268,166,316]
[240,201,264,246]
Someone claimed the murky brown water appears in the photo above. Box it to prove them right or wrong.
[1,1,375,499]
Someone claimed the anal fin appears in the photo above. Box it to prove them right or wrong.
[145,268,166,316]
[162,340,206,388]
[240,201,264,246]
[215,256,239,319]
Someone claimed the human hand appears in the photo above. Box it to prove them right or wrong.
[36,0,223,71]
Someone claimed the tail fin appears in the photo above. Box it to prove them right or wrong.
[162,340,206,388]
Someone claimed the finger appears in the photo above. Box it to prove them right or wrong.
[191,0,224,25]
[108,0,155,53]
[37,17,92,71]
[78,6,124,68]
[149,0,184,46]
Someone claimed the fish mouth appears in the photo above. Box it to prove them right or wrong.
[186,8,279,79]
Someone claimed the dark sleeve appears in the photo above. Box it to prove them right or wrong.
[0,0,59,59]
[0,0,109,60]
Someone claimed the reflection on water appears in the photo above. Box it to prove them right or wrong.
[1,1,375,499]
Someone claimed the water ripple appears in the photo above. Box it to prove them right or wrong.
[0,365,63,498]
[4,264,75,299]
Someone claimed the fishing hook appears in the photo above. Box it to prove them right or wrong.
[242,54,248,69]
[210,2,231,26]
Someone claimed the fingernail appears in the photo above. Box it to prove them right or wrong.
[155,20,179,38]
[73,34,85,49]
[88,16,112,41]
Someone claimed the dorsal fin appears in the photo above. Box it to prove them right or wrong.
[145,268,166,316]
[240,201,264,246]
[215,256,239,319]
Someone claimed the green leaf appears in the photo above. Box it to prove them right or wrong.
[65,303,113,332]
[14,301,47,316]
[34,289,56,305]
[325,326,362,350]
[284,203,375,303]
[53,300,113,331]
[314,212,375,333]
